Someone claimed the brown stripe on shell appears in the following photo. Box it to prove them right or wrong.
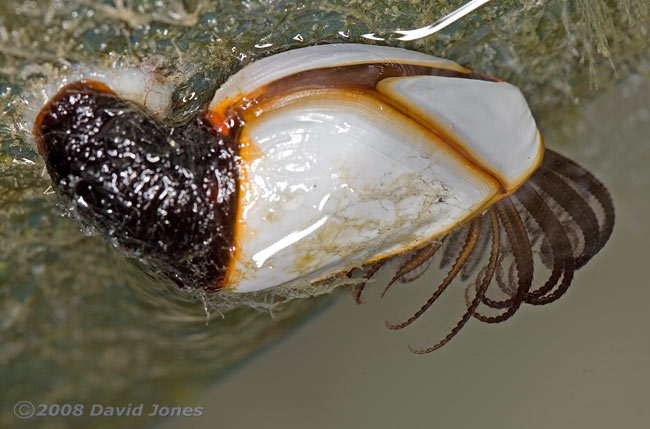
[243,63,497,104]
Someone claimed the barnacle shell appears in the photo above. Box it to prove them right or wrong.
[32,43,616,353]
[205,44,543,292]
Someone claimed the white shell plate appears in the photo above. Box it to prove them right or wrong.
[209,44,542,292]
[378,76,541,189]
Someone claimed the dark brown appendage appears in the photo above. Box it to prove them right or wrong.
[356,150,615,354]
[34,81,239,290]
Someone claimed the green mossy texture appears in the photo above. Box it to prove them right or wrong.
[0,1,648,427]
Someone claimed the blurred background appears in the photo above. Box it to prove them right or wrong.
[1,1,649,428]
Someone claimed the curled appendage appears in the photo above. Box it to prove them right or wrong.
[379,149,613,353]
[386,216,482,330]
[353,259,389,304]
[531,168,599,267]
[537,150,615,264]
[460,221,491,281]
[439,229,465,269]
[381,242,442,298]
[515,182,574,305]
[409,210,500,354]
[472,196,534,324]
[472,151,613,323]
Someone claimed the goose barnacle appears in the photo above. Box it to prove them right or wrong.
[33,44,614,352]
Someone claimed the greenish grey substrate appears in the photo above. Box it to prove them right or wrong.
[0,1,648,428]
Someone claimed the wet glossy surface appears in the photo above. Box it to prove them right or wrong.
[35,81,239,290]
